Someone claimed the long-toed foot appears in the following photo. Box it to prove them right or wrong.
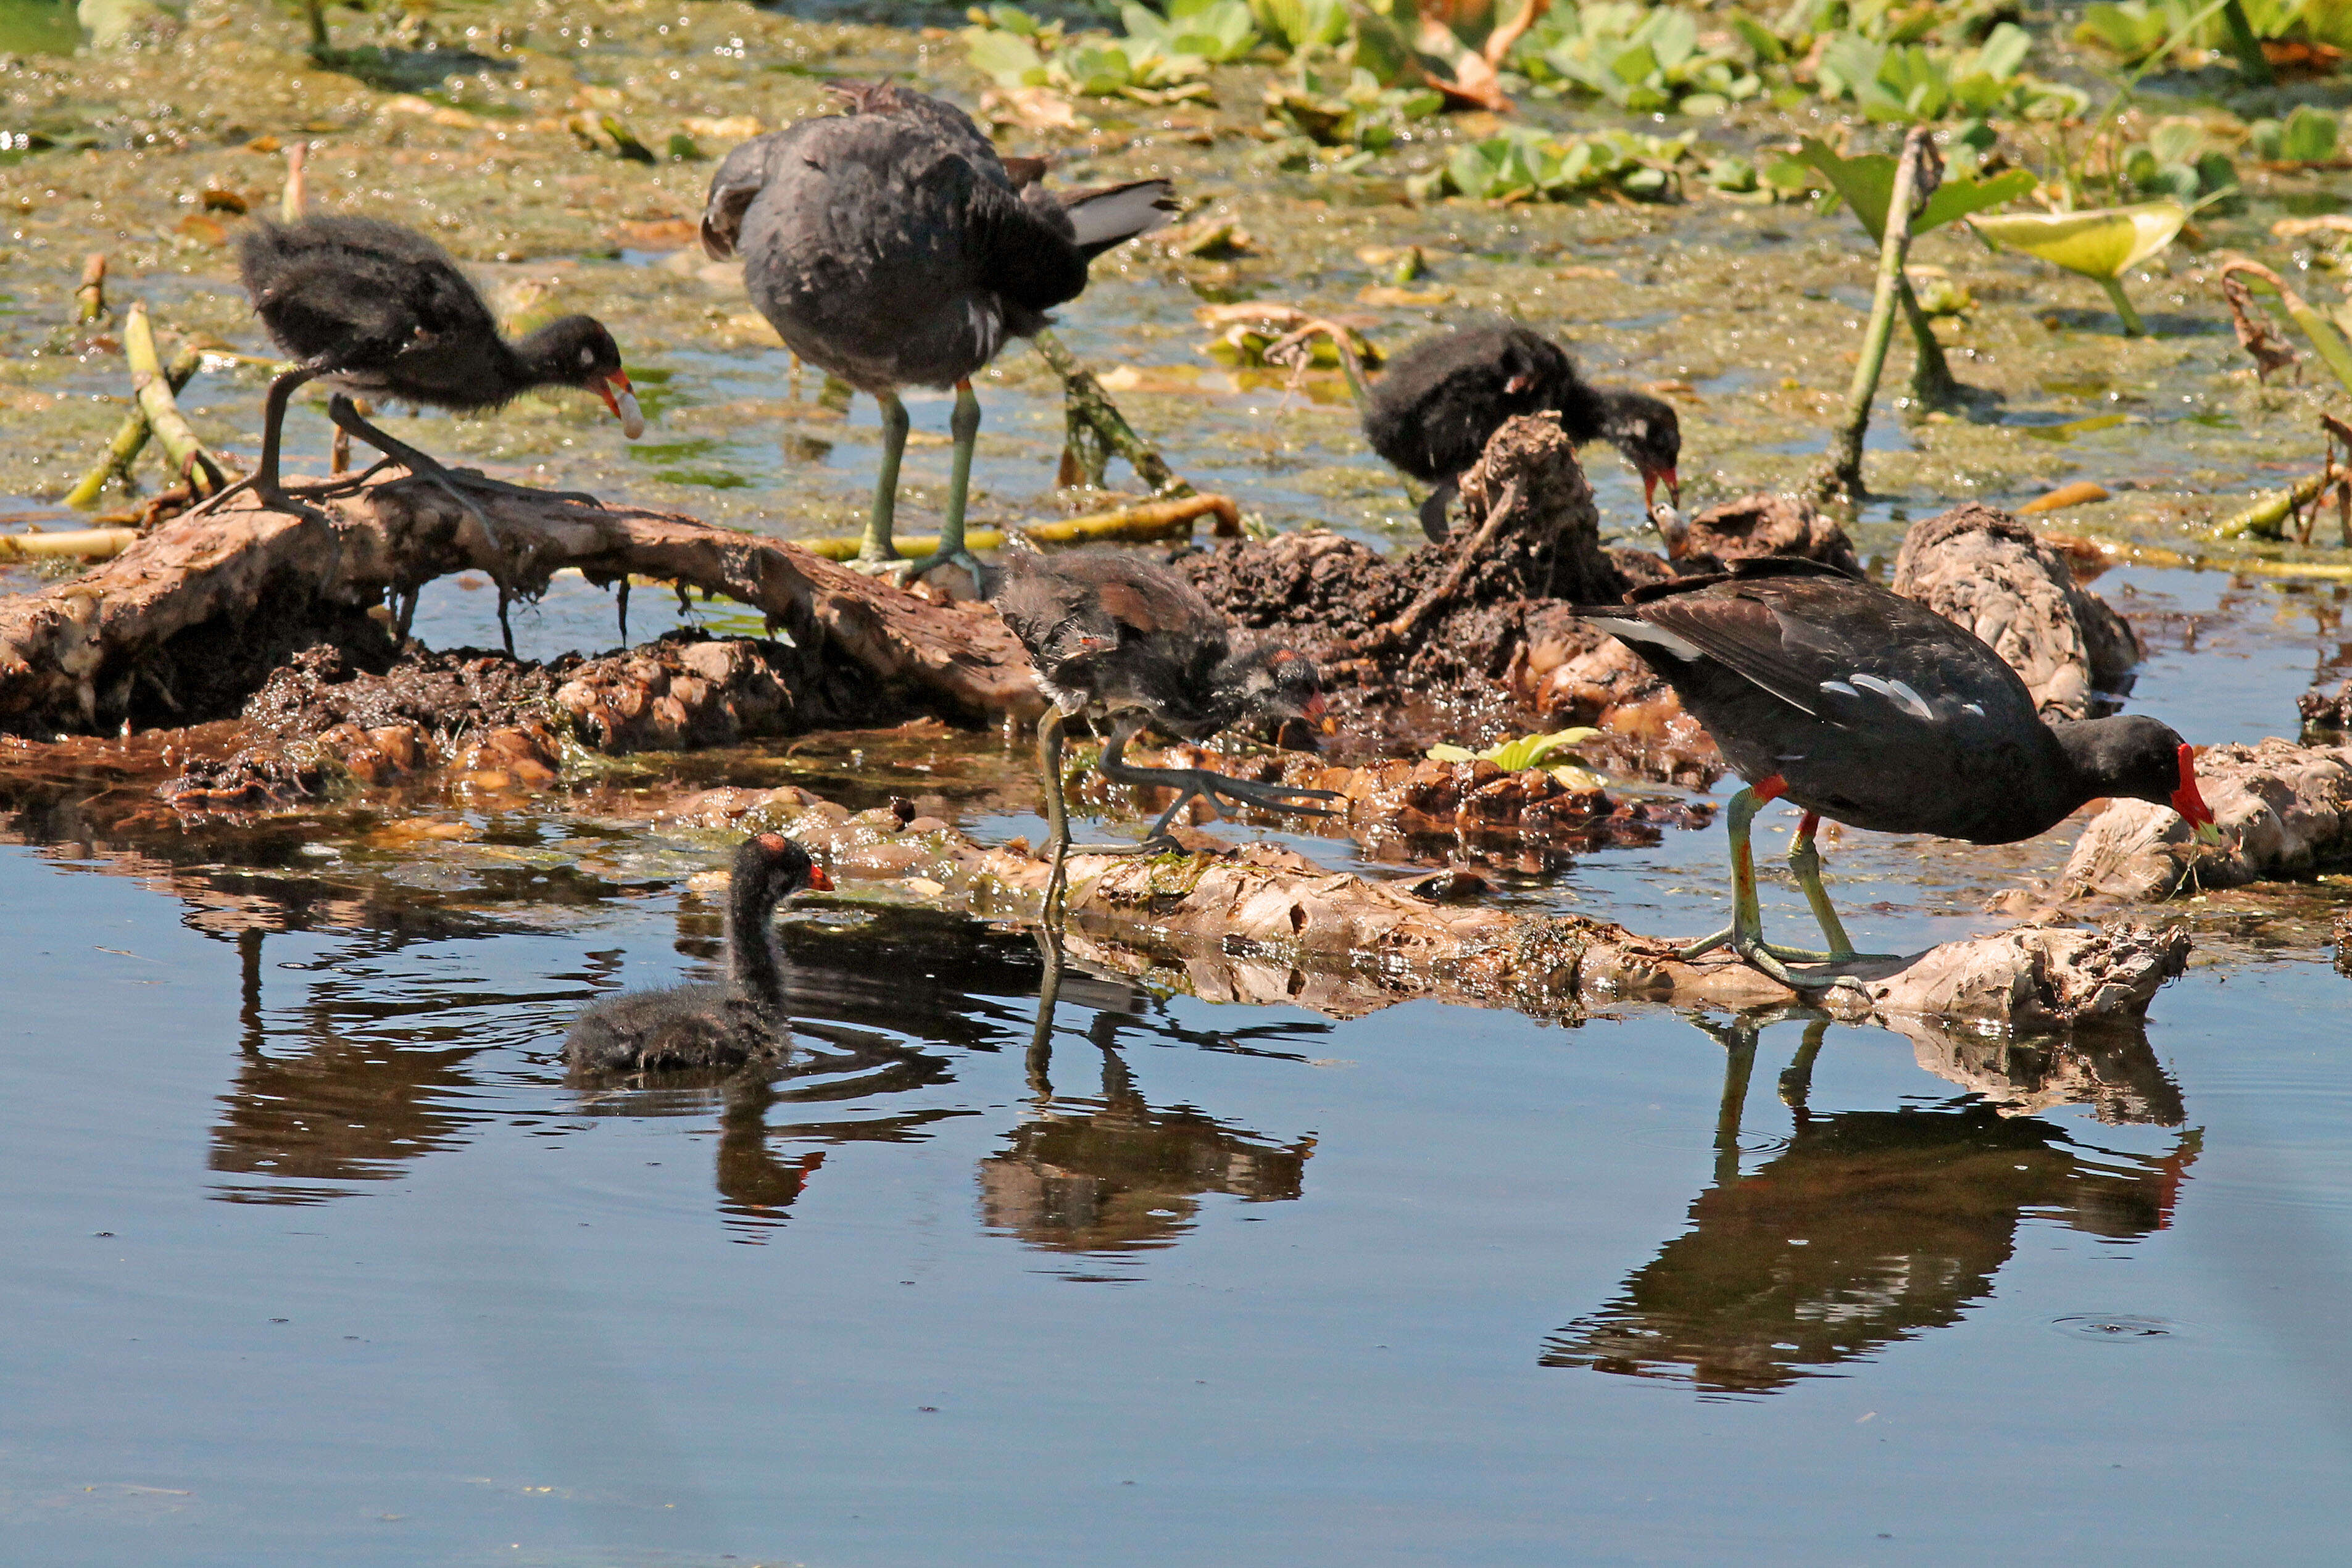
[1179,769,1344,822]
[888,546,987,591]
[1677,925,1894,988]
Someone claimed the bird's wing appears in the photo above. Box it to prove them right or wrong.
[699,130,808,260]
[254,259,426,369]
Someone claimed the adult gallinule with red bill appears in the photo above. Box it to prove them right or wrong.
[566,832,833,1076]
[989,548,1342,911]
[1363,320,1681,541]
[699,81,1177,585]
[229,215,644,526]
[1575,557,2219,985]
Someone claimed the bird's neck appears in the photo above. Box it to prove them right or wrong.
[505,325,579,391]
[725,882,787,1008]
[2047,716,2146,817]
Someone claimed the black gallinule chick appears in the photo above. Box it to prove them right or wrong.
[1574,557,2219,985]
[1364,320,1681,541]
[566,832,834,1075]
[228,215,644,528]
[989,548,1342,910]
[698,81,1177,584]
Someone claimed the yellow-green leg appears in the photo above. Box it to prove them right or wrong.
[1679,781,1872,987]
[1037,707,1156,923]
[846,389,910,573]
[896,378,985,586]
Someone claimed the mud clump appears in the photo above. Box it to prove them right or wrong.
[1892,503,2142,721]
[2299,677,2352,739]
[1181,414,1641,755]
[245,642,560,740]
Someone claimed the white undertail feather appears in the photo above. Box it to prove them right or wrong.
[1588,616,1705,662]
[1065,181,1178,250]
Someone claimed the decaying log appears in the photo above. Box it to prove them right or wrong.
[1892,503,2142,720]
[0,471,1040,736]
[653,783,2191,1031]
[2040,738,2352,903]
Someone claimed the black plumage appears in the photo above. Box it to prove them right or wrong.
[1363,321,1682,540]
[699,81,1176,581]
[566,833,834,1076]
[231,215,642,518]
[1576,557,2217,981]
[989,548,1339,909]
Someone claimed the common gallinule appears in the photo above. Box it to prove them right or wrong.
[566,832,834,1075]
[1364,320,1681,541]
[1574,557,2219,985]
[228,215,644,527]
[989,548,1341,909]
[699,81,1177,584]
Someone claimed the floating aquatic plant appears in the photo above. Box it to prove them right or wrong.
[1968,200,2188,336]
[1413,125,1693,204]
[1512,2,1762,117]
[962,6,1216,104]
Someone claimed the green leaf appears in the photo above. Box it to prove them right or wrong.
[1731,12,1785,62]
[962,26,1046,85]
[2279,102,2340,164]
[1969,200,2187,280]
[1790,138,2035,243]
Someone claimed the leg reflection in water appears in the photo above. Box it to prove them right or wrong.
[1544,1010,2199,1396]
[983,929,1317,1263]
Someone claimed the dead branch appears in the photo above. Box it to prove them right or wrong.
[0,471,1042,734]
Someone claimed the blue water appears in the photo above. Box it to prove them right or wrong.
[4,832,2348,1566]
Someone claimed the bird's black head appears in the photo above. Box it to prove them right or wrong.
[733,832,834,910]
[1599,389,1681,509]
[2059,715,2219,838]
[1213,644,1328,735]
[515,314,645,437]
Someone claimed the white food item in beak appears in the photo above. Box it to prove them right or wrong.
[1650,501,1689,559]
[614,386,646,440]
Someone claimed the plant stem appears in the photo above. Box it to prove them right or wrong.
[65,342,202,508]
[73,253,106,325]
[1897,278,1962,408]
[2217,0,2274,83]
[2100,275,2147,337]
[1815,127,1936,502]
[1031,328,1189,497]
[124,304,228,496]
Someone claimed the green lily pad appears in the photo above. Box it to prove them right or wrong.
[1784,138,2035,244]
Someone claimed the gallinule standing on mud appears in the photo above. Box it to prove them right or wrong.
[226,215,644,528]
[1575,557,2219,985]
[566,832,834,1075]
[1365,320,1681,541]
[990,548,1342,910]
[698,81,1177,584]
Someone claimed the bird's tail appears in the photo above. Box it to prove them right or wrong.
[1060,180,1179,259]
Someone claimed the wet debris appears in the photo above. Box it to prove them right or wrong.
[1071,739,1714,861]
[156,628,890,812]
[2034,739,2352,904]
[2298,676,2352,739]
[1667,492,1864,578]
[1892,502,2142,721]
[646,781,2189,1031]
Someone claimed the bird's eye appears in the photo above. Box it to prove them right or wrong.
[579,347,595,367]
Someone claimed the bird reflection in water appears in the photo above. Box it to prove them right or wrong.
[205,907,966,1237]
[978,930,1318,1267]
[1544,1010,2198,1396]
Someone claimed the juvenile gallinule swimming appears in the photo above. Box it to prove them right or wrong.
[566,832,833,1075]
[1575,557,2219,985]
[989,548,1341,910]
[699,81,1177,584]
[1364,320,1681,541]
[230,215,644,526]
